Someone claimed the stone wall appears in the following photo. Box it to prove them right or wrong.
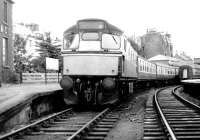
[0,0,14,83]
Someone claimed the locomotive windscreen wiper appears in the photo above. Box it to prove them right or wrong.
[112,36,118,44]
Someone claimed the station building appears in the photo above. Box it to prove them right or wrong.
[0,0,14,83]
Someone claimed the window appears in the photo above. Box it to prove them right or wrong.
[102,34,120,50]
[63,34,79,50]
[124,39,127,51]
[4,25,8,34]
[4,1,8,23]
[78,21,105,30]
[2,38,8,66]
[81,32,100,41]
[0,24,2,32]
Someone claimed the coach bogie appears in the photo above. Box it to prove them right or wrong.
[60,76,120,105]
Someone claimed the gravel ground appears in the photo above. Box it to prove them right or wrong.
[105,88,156,140]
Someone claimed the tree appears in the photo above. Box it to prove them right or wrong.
[34,32,61,72]
[13,34,32,73]
[128,37,140,52]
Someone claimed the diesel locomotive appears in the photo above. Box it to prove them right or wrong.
[60,19,179,106]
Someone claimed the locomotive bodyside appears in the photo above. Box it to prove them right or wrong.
[122,39,138,78]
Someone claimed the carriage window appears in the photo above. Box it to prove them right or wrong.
[140,65,142,71]
[81,32,100,41]
[102,34,120,49]
[63,34,79,49]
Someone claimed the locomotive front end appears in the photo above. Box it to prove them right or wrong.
[60,19,124,106]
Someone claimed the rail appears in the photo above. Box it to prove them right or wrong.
[0,108,72,140]
[172,86,200,110]
[67,108,109,140]
[154,88,177,140]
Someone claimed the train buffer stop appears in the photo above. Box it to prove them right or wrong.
[0,83,62,130]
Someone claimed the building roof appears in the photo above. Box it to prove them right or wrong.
[148,55,180,62]
[174,52,192,61]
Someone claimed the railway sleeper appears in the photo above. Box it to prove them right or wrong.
[177,135,200,140]
[83,136,105,140]
[39,127,78,132]
[143,131,166,136]
[143,136,168,140]
[175,131,200,135]
[173,128,200,131]
[168,121,200,124]
[144,128,164,132]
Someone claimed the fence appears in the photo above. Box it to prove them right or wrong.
[22,73,61,83]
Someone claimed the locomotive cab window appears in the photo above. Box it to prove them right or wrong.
[63,34,79,50]
[102,34,120,50]
[79,32,101,51]
[81,32,100,41]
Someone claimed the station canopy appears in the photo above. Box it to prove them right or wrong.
[149,55,179,62]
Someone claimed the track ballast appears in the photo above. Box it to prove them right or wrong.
[0,108,119,140]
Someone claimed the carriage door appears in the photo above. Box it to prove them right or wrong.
[183,69,188,79]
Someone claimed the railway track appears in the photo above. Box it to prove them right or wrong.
[0,107,118,140]
[143,86,200,140]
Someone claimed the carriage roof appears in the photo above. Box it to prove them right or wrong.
[64,19,123,36]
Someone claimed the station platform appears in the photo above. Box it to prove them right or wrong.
[181,79,200,84]
[181,79,200,96]
[0,83,62,116]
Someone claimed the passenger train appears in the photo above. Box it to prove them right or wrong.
[60,19,179,106]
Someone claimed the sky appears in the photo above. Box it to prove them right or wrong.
[13,0,200,58]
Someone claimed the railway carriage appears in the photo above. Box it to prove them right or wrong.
[60,19,179,106]
[179,64,200,80]
[156,63,177,80]
[138,56,157,80]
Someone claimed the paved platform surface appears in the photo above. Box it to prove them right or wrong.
[181,79,200,84]
[0,83,62,115]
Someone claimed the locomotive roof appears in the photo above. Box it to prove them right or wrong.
[64,19,123,35]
